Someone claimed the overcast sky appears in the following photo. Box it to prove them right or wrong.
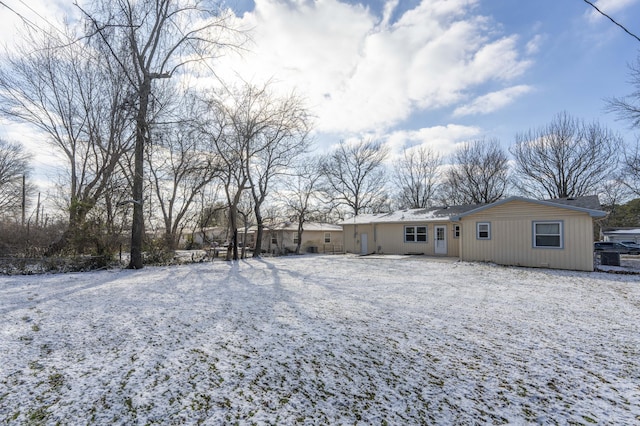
[1,0,639,184]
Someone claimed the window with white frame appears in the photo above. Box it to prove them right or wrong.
[324,232,331,243]
[476,222,491,240]
[405,225,427,242]
[453,224,461,239]
[533,221,563,248]
[293,233,299,244]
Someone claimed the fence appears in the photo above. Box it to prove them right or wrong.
[321,244,344,254]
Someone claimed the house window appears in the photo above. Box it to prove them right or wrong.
[533,221,563,248]
[324,232,331,243]
[293,234,299,244]
[271,235,277,245]
[453,225,461,239]
[476,222,491,240]
[405,225,427,242]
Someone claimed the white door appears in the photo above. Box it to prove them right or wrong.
[435,226,447,255]
[360,233,368,255]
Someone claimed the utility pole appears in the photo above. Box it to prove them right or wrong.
[35,192,41,227]
[21,174,26,228]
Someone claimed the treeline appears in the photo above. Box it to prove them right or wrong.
[1,1,639,268]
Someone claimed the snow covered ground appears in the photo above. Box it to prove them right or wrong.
[1,255,639,424]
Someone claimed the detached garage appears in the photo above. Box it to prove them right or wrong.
[452,196,606,271]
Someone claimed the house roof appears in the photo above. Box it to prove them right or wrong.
[543,195,602,210]
[341,204,479,225]
[342,196,606,225]
[602,228,640,235]
[451,196,606,220]
[263,222,343,232]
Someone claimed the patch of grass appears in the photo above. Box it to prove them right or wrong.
[217,397,232,409]
[28,361,44,371]
[26,406,49,424]
[191,393,212,412]
[124,397,136,417]
[40,344,53,356]
[31,324,40,332]
[48,373,64,390]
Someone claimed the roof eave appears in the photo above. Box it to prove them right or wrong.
[454,196,606,219]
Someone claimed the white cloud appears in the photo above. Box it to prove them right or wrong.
[216,0,532,135]
[586,0,638,22]
[452,85,533,117]
[0,120,62,192]
[385,124,482,158]
[525,34,545,55]
[380,0,400,28]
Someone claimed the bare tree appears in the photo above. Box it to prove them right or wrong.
[620,142,640,196]
[242,84,312,257]
[442,138,509,205]
[201,89,249,261]
[0,27,134,253]
[511,112,621,199]
[280,157,324,254]
[147,119,219,250]
[321,139,389,216]
[200,83,311,259]
[0,139,31,221]
[79,0,240,268]
[608,58,640,196]
[392,145,442,209]
[607,57,640,128]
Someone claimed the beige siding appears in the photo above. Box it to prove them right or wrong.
[287,230,344,253]
[376,223,428,254]
[343,224,375,254]
[459,201,595,271]
[264,229,344,254]
[448,224,461,257]
[346,222,461,256]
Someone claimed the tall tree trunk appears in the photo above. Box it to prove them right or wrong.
[128,77,151,269]
[253,207,263,258]
[295,221,304,255]
[226,206,239,261]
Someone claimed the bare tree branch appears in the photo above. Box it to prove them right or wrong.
[511,112,621,199]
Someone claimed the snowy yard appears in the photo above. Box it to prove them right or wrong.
[1,255,639,424]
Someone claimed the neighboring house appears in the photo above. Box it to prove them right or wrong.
[179,226,228,248]
[602,228,640,244]
[259,221,344,255]
[341,196,606,271]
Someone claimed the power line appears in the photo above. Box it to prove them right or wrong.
[0,0,58,40]
[16,0,59,31]
[583,0,640,43]
[0,0,88,51]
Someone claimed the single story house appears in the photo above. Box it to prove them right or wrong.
[341,196,606,271]
[341,204,478,258]
[179,226,228,248]
[242,221,344,255]
[602,228,640,244]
